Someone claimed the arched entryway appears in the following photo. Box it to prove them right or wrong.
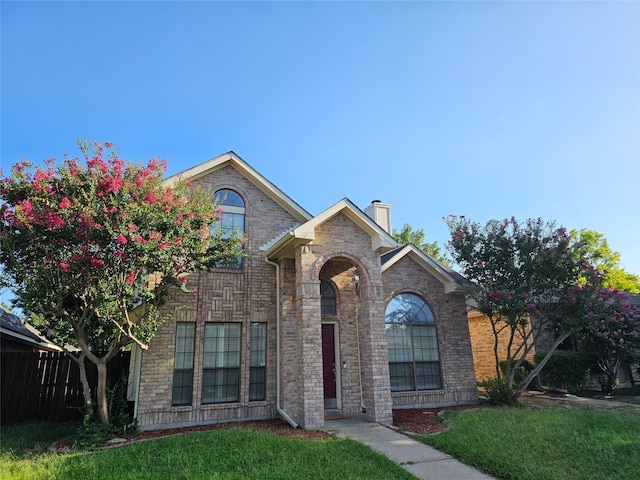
[314,254,391,420]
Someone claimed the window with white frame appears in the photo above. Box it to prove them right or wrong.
[249,323,267,401]
[172,322,195,406]
[212,189,244,269]
[385,293,442,391]
[202,323,241,404]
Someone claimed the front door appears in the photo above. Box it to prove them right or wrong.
[322,323,337,409]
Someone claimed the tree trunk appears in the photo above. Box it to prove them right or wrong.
[68,351,94,417]
[96,361,109,424]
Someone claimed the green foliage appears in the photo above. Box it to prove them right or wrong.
[445,215,602,398]
[0,139,243,424]
[480,376,519,406]
[534,350,590,392]
[75,374,137,449]
[499,359,534,385]
[392,223,450,266]
[571,229,640,293]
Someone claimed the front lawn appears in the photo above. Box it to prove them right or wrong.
[417,397,640,480]
[1,424,415,480]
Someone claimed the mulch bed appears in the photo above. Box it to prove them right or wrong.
[50,405,478,451]
[392,405,476,434]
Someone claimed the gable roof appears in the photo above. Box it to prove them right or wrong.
[381,244,475,294]
[165,151,312,223]
[262,198,399,260]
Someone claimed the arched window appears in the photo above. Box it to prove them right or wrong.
[385,293,441,391]
[212,189,245,269]
[320,280,336,315]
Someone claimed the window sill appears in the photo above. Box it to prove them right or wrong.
[200,402,242,410]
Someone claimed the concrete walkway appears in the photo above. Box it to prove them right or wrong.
[326,414,495,480]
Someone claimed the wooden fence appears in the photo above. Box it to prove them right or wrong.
[1,350,131,424]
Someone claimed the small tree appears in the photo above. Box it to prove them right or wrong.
[445,216,605,402]
[0,140,242,424]
[393,223,450,266]
[582,292,640,393]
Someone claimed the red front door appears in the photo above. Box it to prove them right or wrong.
[322,324,337,407]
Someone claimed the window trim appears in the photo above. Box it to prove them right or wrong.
[172,322,196,406]
[249,322,267,402]
[201,322,242,405]
[320,280,337,316]
[212,188,245,270]
[385,292,442,392]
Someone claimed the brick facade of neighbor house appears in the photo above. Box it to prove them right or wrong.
[133,152,479,431]
[467,311,537,383]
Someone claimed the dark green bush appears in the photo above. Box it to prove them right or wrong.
[480,376,519,406]
[499,359,535,385]
[534,350,590,392]
[75,373,137,449]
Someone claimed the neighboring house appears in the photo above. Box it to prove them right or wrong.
[0,307,61,352]
[467,293,640,388]
[467,309,536,383]
[129,152,478,431]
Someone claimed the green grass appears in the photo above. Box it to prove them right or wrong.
[417,398,640,480]
[1,424,415,480]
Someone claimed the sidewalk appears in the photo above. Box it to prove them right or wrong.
[326,414,495,480]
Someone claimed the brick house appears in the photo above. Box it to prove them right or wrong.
[129,152,478,431]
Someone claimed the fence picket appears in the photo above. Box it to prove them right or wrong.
[0,351,131,424]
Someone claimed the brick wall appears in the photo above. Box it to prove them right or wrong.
[137,163,301,430]
[136,159,479,430]
[467,311,536,383]
[382,255,478,407]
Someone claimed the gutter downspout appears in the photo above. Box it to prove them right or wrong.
[265,256,300,429]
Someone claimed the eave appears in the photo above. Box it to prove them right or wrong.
[262,198,399,260]
[164,151,313,224]
[382,244,473,294]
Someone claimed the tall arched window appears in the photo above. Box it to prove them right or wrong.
[320,280,336,315]
[212,189,245,269]
[385,293,441,391]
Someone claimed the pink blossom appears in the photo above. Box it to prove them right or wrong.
[117,234,128,245]
[158,241,169,250]
[90,257,103,268]
[60,263,71,272]
[125,272,135,285]
[18,199,32,213]
[58,197,72,210]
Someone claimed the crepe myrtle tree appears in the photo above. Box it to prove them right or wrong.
[582,291,640,393]
[444,216,610,402]
[0,140,243,424]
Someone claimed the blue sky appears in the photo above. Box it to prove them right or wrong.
[1,1,639,306]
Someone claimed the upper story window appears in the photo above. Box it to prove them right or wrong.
[212,189,245,269]
[320,280,336,315]
[385,293,441,392]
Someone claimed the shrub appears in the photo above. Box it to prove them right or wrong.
[499,359,535,386]
[534,350,590,392]
[75,373,137,449]
[480,376,519,406]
